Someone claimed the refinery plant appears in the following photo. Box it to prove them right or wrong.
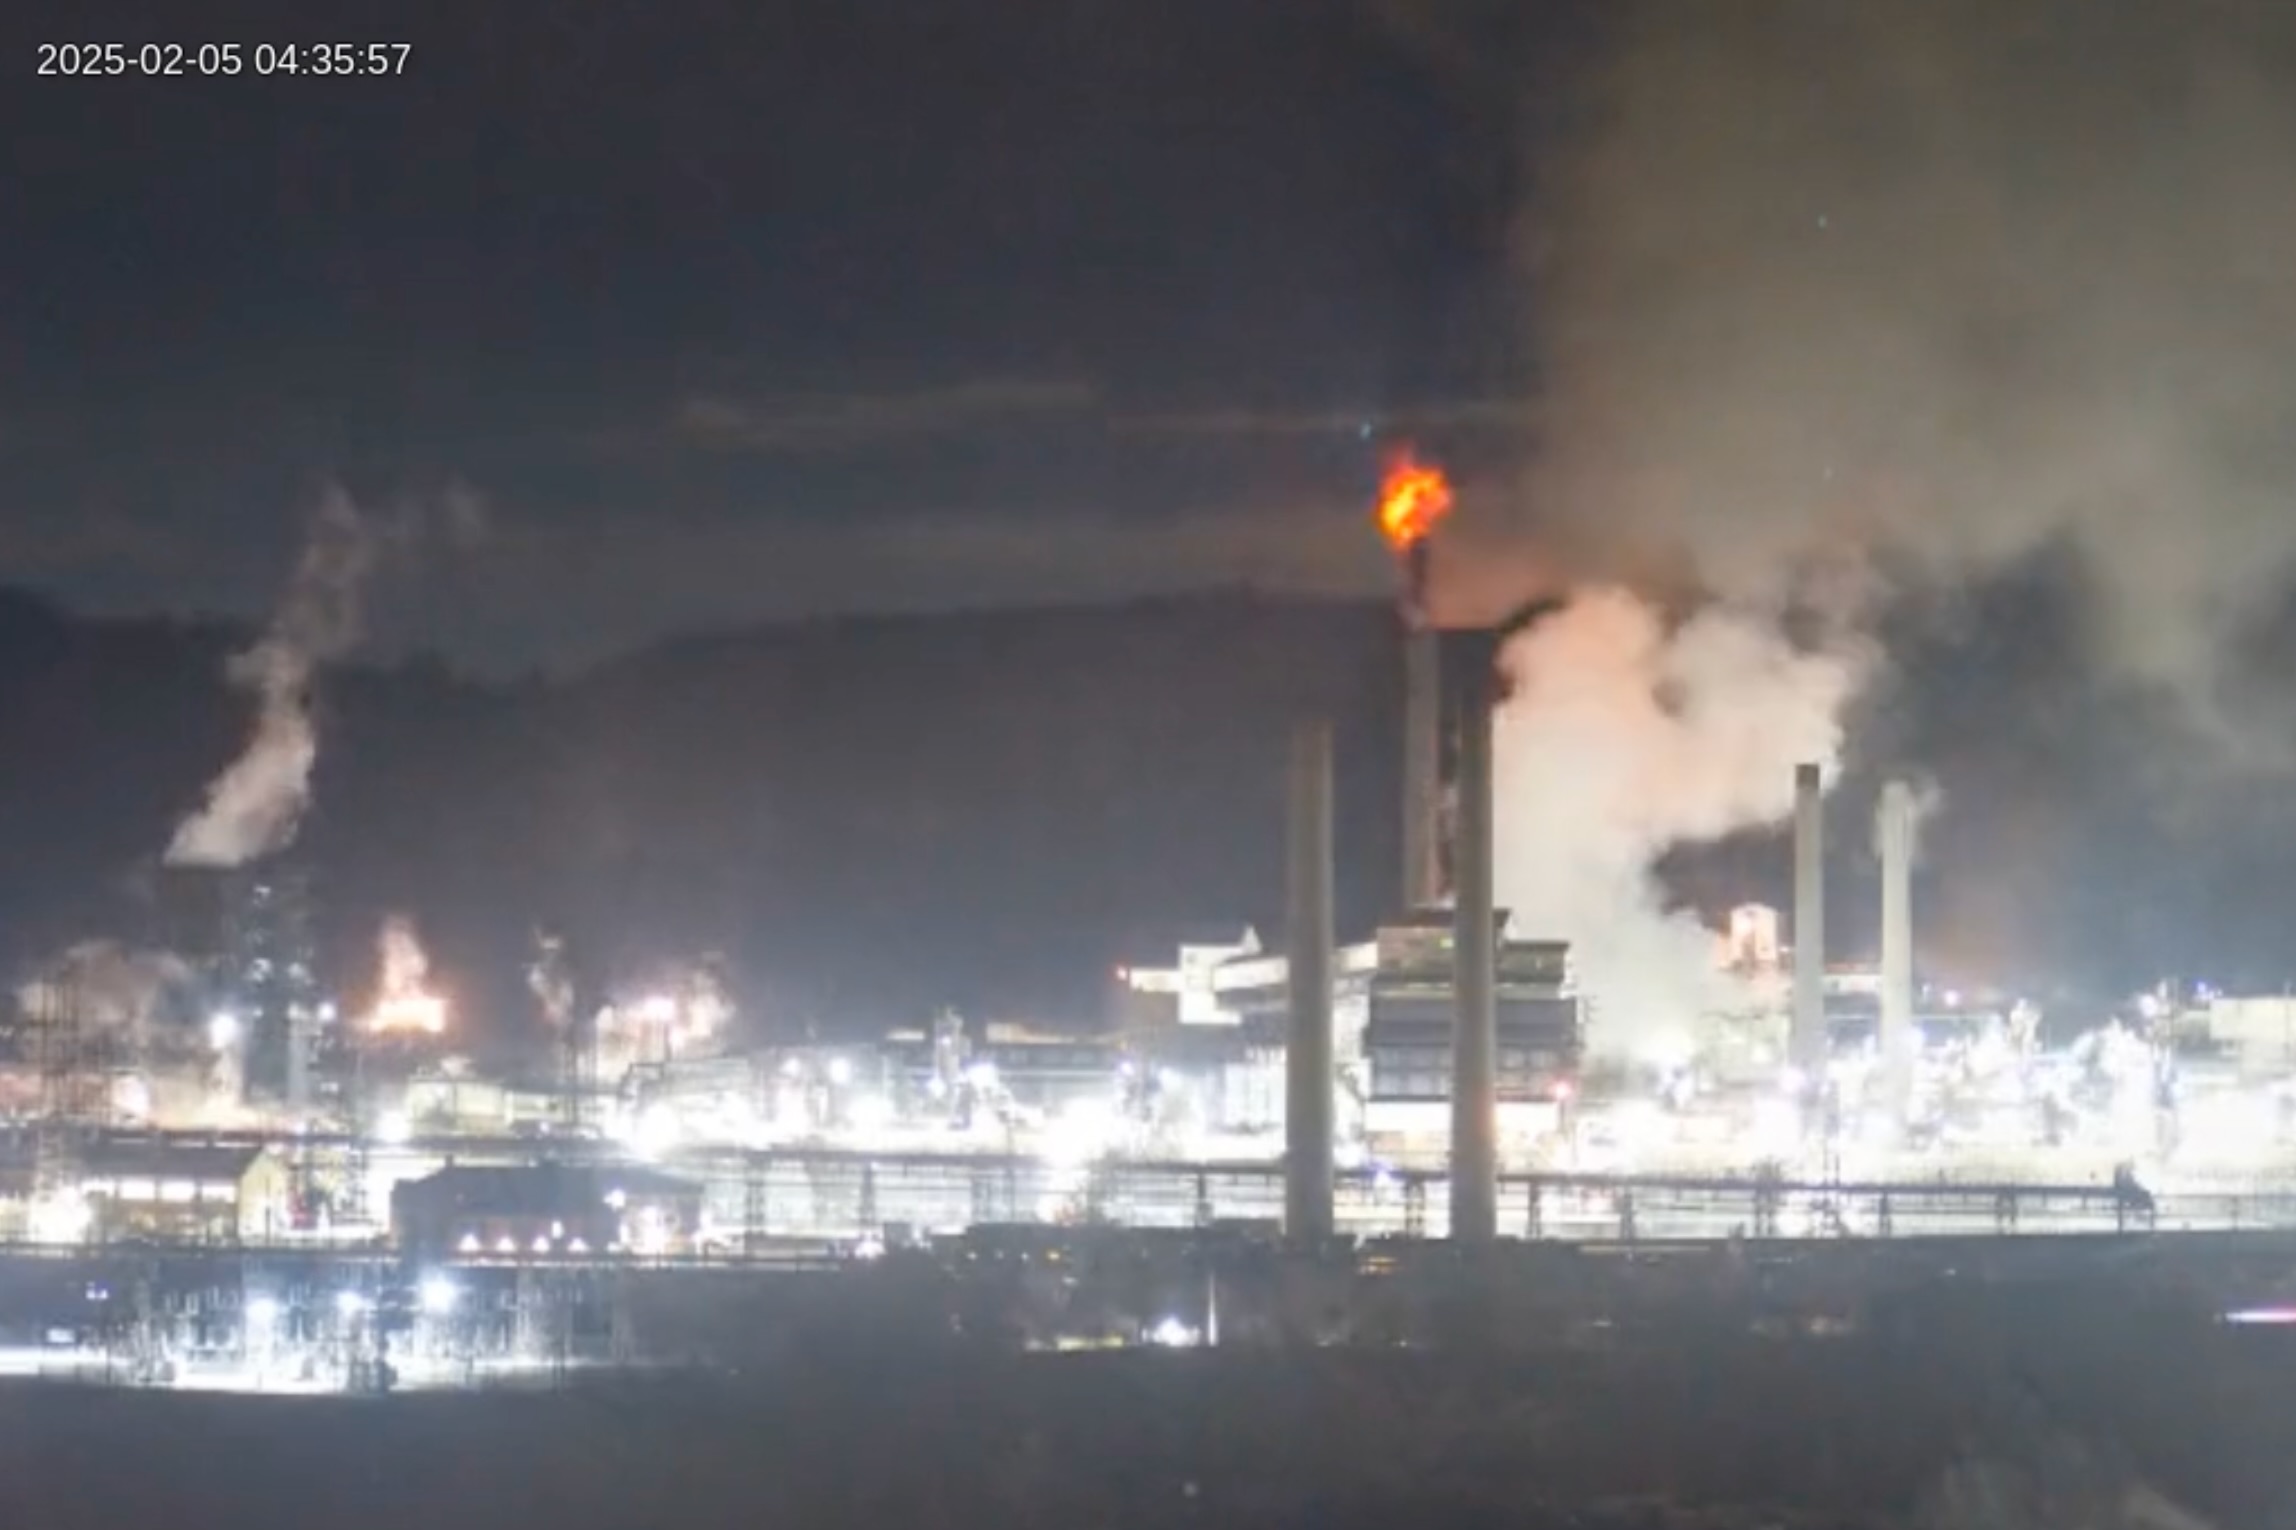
[0,451,2283,1395]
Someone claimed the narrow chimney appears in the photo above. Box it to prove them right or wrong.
[1790,763,1827,1073]
[1401,625,1442,908]
[1284,718,1336,1245]
[1877,779,1915,1123]
[286,1010,311,1117]
[1449,633,1500,1243]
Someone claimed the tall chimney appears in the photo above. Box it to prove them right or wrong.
[1790,763,1827,1073]
[1449,632,1500,1244]
[285,1010,311,1117]
[1284,719,1336,1245]
[1876,779,1915,1124]
[1401,627,1442,909]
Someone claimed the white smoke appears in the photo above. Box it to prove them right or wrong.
[1505,0,2296,740]
[529,930,575,1031]
[15,940,200,1051]
[377,914,430,993]
[366,913,447,1038]
[1492,591,1868,1060]
[166,488,376,868]
[12,942,262,1125]
[1468,0,2296,1045]
[1871,776,1947,865]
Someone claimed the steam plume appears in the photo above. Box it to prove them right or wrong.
[1871,776,1947,866]
[528,929,575,1031]
[1471,1,2296,1045]
[365,914,448,1038]
[1511,0,2296,741]
[166,489,376,867]
[16,941,200,1052]
[1492,592,1866,1058]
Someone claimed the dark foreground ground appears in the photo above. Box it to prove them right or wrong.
[0,1298,2283,1530]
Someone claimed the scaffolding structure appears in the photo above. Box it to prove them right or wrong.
[561,1007,598,1135]
[216,865,326,1114]
[24,968,105,1197]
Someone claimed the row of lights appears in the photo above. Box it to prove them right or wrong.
[243,1277,460,1330]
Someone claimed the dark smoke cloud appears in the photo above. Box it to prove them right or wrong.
[1511,0,2296,756]
[1453,0,2296,1034]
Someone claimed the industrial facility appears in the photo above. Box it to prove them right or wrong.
[0,450,2281,1394]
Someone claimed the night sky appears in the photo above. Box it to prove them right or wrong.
[15,1,2296,1000]
[2,1,1558,671]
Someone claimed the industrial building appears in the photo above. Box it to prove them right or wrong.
[157,863,339,1115]
[0,463,2284,1276]
[75,1138,291,1244]
[391,1162,705,1259]
[1114,911,1584,1158]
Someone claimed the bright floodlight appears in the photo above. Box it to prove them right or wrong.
[847,1093,894,1134]
[245,1295,280,1328]
[828,1056,854,1086]
[373,1110,412,1147]
[335,1290,367,1318]
[419,1276,459,1316]
[1150,1317,1195,1348]
[207,1010,241,1051]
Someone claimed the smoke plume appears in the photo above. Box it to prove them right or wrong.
[366,914,447,1038]
[16,941,200,1051]
[528,929,575,1031]
[166,489,376,868]
[1511,0,2296,735]
[1492,592,1866,1058]
[1872,776,1947,867]
[1470,1,2296,1047]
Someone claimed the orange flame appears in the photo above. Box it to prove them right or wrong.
[364,914,449,1039]
[369,992,448,1037]
[1374,449,1454,552]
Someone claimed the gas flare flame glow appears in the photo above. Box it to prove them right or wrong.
[1374,449,1454,553]
[366,914,448,1038]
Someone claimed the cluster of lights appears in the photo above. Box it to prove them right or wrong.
[626,991,723,1054]
[367,991,448,1037]
[240,1278,458,1331]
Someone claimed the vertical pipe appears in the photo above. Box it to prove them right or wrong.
[285,1009,309,1117]
[1450,635,1499,1244]
[1285,718,1336,1245]
[1402,627,1442,909]
[1877,780,1915,1126]
[1791,763,1827,1073]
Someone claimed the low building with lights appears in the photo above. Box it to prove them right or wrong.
[881,1023,1120,1118]
[74,1138,293,1243]
[391,1162,705,1259]
[1117,911,1586,1155]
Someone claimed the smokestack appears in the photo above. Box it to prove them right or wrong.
[1284,718,1336,1245]
[1401,626,1442,908]
[1790,762,1826,1072]
[1449,632,1500,1244]
[285,1009,312,1117]
[1877,779,1915,1123]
